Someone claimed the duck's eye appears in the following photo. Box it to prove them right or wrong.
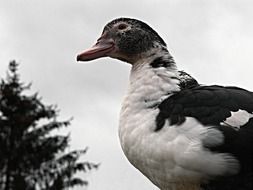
[118,23,128,30]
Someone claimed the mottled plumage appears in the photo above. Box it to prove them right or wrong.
[77,18,253,190]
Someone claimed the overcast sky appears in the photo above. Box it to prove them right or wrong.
[1,1,253,190]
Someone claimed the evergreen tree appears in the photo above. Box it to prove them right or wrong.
[0,61,98,190]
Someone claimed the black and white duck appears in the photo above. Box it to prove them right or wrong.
[77,18,253,190]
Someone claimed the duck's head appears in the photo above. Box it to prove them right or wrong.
[77,18,167,64]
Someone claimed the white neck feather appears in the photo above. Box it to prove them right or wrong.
[119,53,181,150]
[119,51,184,189]
[126,55,180,110]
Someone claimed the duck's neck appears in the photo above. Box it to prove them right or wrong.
[126,48,180,110]
[132,45,177,69]
[119,48,182,183]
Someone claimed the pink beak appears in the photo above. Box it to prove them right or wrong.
[77,34,115,62]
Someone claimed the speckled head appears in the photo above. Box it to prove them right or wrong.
[77,18,167,64]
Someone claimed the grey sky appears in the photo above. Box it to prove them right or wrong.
[0,1,253,190]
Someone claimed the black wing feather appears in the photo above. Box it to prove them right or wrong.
[156,85,253,129]
[156,85,253,190]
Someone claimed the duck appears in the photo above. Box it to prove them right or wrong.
[77,18,253,190]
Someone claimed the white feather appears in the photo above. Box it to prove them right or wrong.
[119,61,239,190]
[221,109,253,129]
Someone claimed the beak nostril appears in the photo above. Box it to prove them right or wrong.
[76,37,115,62]
[97,31,108,42]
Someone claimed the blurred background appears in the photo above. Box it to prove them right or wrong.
[0,0,253,189]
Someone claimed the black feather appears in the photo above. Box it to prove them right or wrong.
[155,85,253,189]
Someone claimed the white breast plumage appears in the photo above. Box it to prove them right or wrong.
[119,62,239,189]
[77,17,253,190]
